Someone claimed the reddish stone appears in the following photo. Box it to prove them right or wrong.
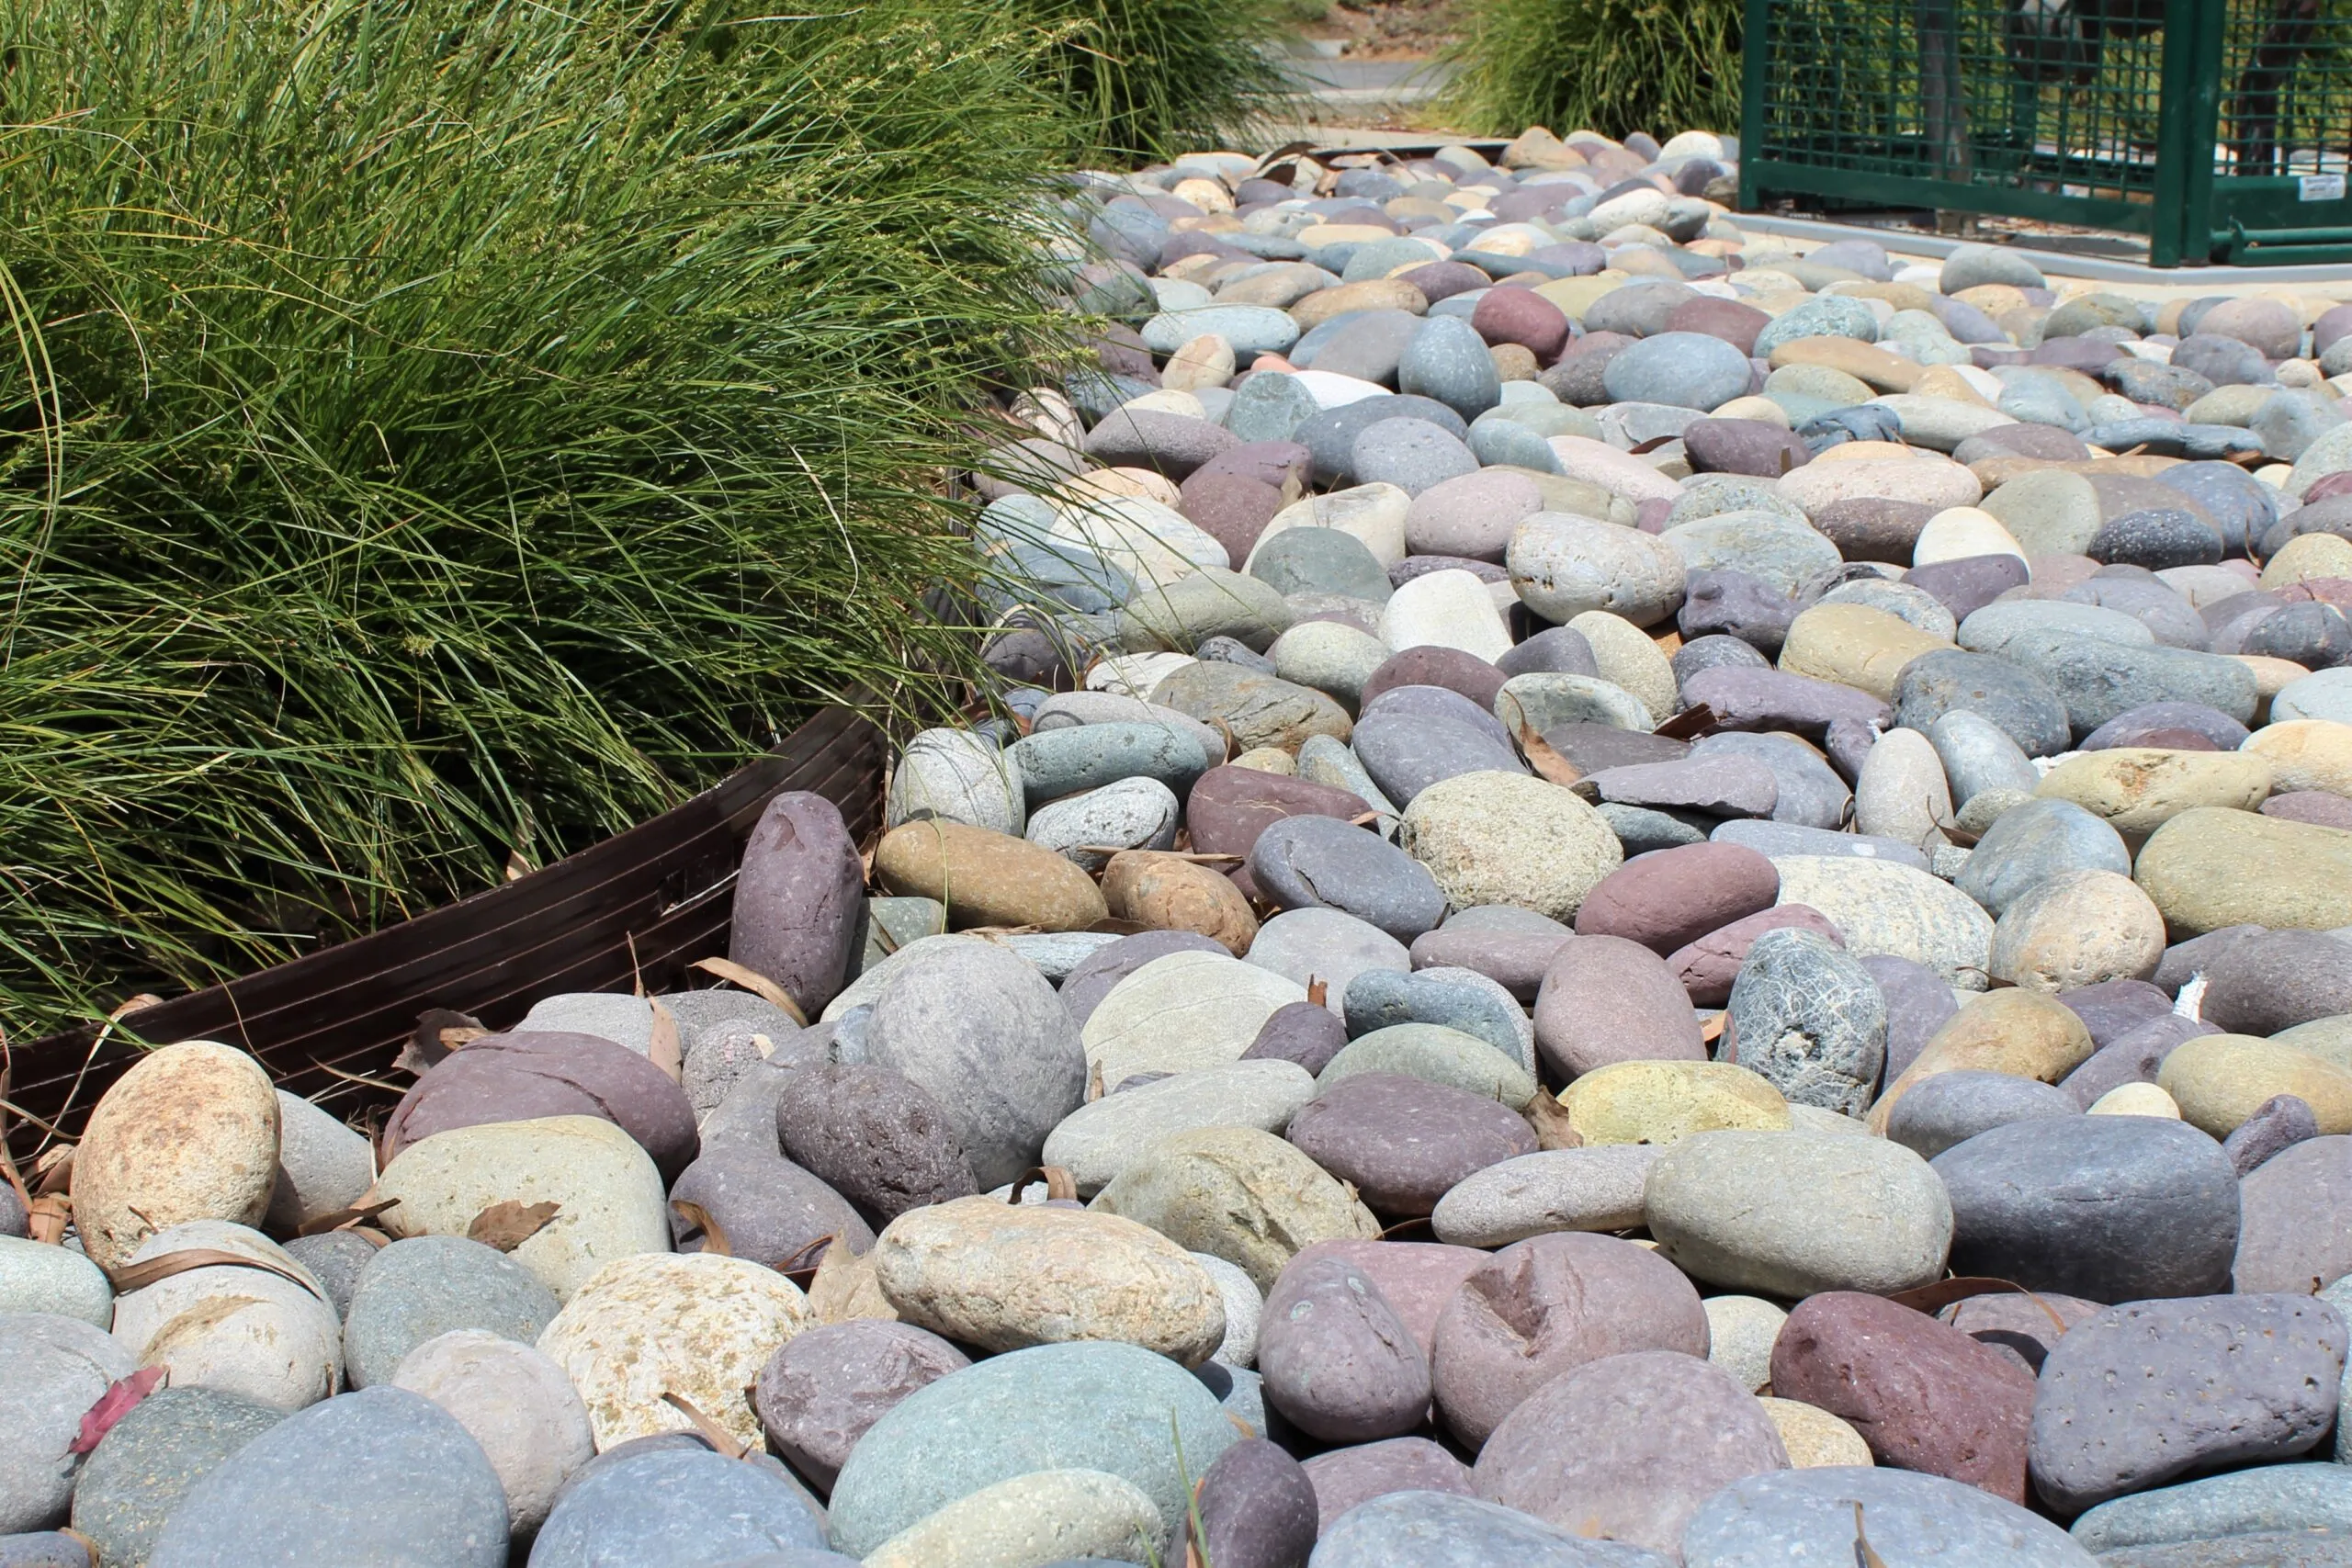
[2266,791,2352,829]
[1359,645,1506,713]
[1471,287,1572,363]
[1668,904,1846,1008]
[383,1031,699,1182]
[1532,934,1707,1079]
[1574,841,1781,955]
[1770,1291,2038,1503]
[1666,296,1772,355]
[1291,1238,1488,1359]
[1287,1073,1537,1219]
[1178,470,1284,562]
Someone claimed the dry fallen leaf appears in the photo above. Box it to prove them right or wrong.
[107,1247,329,1303]
[1004,1167,1077,1203]
[1885,1275,2074,1337]
[808,1243,897,1325]
[671,1199,732,1258]
[1512,719,1585,787]
[72,1367,167,1455]
[1525,1091,1583,1151]
[660,1392,746,1460]
[466,1200,560,1253]
[647,998,683,1084]
[688,957,809,1026]
[295,1198,401,1237]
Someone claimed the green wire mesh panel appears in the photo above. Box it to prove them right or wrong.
[1741,0,2352,262]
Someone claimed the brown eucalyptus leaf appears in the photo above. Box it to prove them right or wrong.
[777,1232,841,1287]
[808,1244,896,1325]
[688,958,809,1026]
[1512,718,1586,786]
[1307,976,1328,1009]
[648,998,684,1084]
[1526,1090,1583,1151]
[400,1008,488,1076]
[28,1194,71,1246]
[466,1200,560,1252]
[295,1198,401,1237]
[1884,1275,2073,1336]
[1855,1504,1888,1568]
[671,1199,732,1258]
[1653,703,1722,742]
[107,1247,328,1303]
[1005,1167,1078,1203]
[659,1392,746,1460]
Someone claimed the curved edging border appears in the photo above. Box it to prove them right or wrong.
[6,706,887,1158]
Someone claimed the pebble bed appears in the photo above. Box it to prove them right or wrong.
[13,125,2352,1568]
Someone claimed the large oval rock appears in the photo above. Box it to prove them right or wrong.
[2160,1032,2352,1138]
[1771,1291,2036,1501]
[1989,870,2167,994]
[2030,1293,2349,1514]
[873,819,1108,931]
[1313,1488,1671,1566]
[0,1314,135,1534]
[374,1115,670,1302]
[1930,1114,2239,1302]
[1573,842,1780,955]
[1259,1252,1431,1443]
[1724,928,1888,1116]
[753,1318,971,1490]
[825,1341,1239,1555]
[382,1029,698,1183]
[1431,1234,1708,1450]
[668,1145,875,1269]
[537,1252,810,1451]
[1399,771,1624,920]
[1094,952,1311,1090]
[1682,1467,2098,1568]
[1873,989,2097,1133]
[2064,1462,2352,1558]
[1885,1070,2080,1160]
[729,792,865,1017]
[1532,935,1707,1079]
[109,1222,340,1411]
[343,1235,560,1388]
[1646,1130,1953,1295]
[1091,1126,1381,1292]
[70,1386,285,1568]
[1770,855,1995,988]
[390,1329,594,1536]
[1285,1073,1536,1217]
[528,1445,829,1568]
[0,1236,110,1327]
[1042,1058,1314,1196]
[1955,796,2132,919]
[887,728,1023,833]
[865,940,1086,1191]
[872,1197,1225,1363]
[2236,1134,2352,1292]
[1430,1145,1662,1246]
[2135,807,2352,935]
[1472,1349,1788,1554]
[265,1090,376,1236]
[1556,1060,1790,1145]
[71,1042,279,1272]
[863,1467,1164,1568]
[776,1061,978,1224]
[1250,815,1447,941]
[145,1387,506,1568]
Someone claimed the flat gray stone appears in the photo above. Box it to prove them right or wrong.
[2072,1464,2352,1555]
[529,1445,828,1568]
[1683,1466,2097,1566]
[0,1314,134,1535]
[71,1389,283,1568]
[1312,1489,1670,1565]
[342,1236,560,1389]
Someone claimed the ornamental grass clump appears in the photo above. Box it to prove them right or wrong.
[1035,0,1305,163]
[1437,0,1744,142]
[0,0,1088,1038]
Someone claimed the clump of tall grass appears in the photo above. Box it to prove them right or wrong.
[0,0,1090,1039]
[1033,0,1305,163]
[1437,0,1744,141]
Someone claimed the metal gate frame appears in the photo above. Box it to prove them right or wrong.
[1738,0,2352,265]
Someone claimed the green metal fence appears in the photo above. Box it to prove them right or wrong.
[1739,0,2352,265]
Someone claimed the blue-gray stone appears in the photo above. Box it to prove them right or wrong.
[1251,527,1394,604]
[1599,803,1715,853]
[1365,684,1513,750]
[1954,796,2130,917]
[1292,311,1369,369]
[1250,815,1446,942]
[1931,1114,2237,1303]
[530,1448,829,1568]
[1,1314,132,1536]
[1893,649,2073,758]
[2071,1465,2352,1555]
[282,1231,377,1319]
[1313,1490,1671,1566]
[2087,510,2222,570]
[1887,1070,2079,1159]
[1753,297,1882,356]
[1193,1359,1268,1434]
[1724,928,1887,1116]
[2274,667,2352,725]
[1314,311,1423,387]
[1342,239,1443,284]
[2255,389,2349,461]
[1351,418,1479,498]
[2062,578,2210,651]
[149,1388,506,1568]
[1352,711,1526,806]
[1670,635,1770,684]
[1602,332,1755,412]
[2086,421,2266,460]
[1342,967,1531,1068]
[1662,513,1842,598]
[1929,711,2040,804]
[1997,376,2089,433]
[1689,732,1850,829]
[1068,370,1161,425]
[2154,461,2274,556]
[1007,722,1209,806]
[2033,1299,2349,1515]
[1142,307,1302,362]
[1992,629,2259,738]
[1226,372,1322,444]
[1941,244,2050,293]
[1297,397,1467,487]
[1959,601,2156,657]
[342,1235,560,1389]
[1468,415,1566,472]
[827,1342,1238,1555]
[1398,316,1503,422]
[980,536,1136,615]
[1711,819,1929,871]
[71,1389,284,1568]
[1684,1467,2095,1567]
